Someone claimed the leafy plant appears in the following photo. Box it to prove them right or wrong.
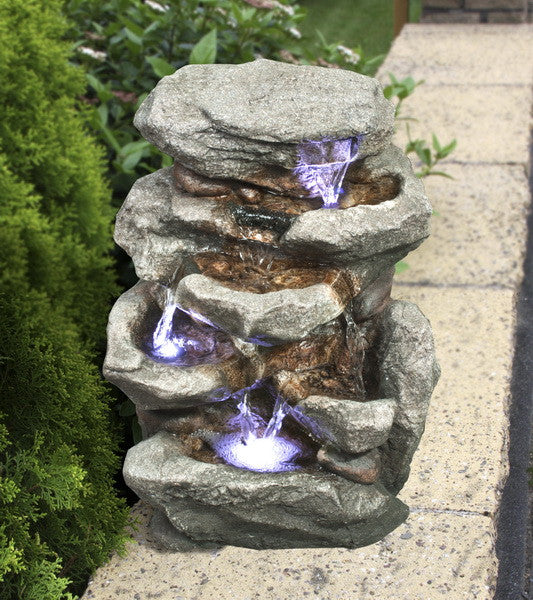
[384,73,457,180]
[405,129,457,179]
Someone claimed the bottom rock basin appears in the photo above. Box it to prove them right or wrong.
[123,430,409,549]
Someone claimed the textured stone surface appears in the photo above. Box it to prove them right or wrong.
[395,164,530,288]
[390,84,531,165]
[134,59,394,182]
[123,431,409,549]
[82,502,498,600]
[281,146,432,264]
[351,267,394,321]
[293,397,396,454]
[378,24,533,85]
[116,147,429,286]
[103,282,253,410]
[175,273,347,344]
[317,447,381,484]
[395,286,513,515]
[377,300,441,494]
[115,168,231,282]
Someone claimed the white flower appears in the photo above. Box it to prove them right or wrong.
[276,2,295,15]
[77,46,107,61]
[144,0,169,13]
[336,45,360,64]
[289,27,301,39]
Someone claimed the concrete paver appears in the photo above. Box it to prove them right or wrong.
[379,24,533,86]
[83,503,498,600]
[394,286,513,515]
[392,84,531,165]
[396,164,530,288]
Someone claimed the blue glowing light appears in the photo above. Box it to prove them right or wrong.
[213,389,304,473]
[293,136,363,209]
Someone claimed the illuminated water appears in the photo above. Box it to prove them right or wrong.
[294,136,363,208]
[149,287,217,363]
[213,389,303,473]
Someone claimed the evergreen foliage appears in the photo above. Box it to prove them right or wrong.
[0,0,129,597]
[0,0,118,347]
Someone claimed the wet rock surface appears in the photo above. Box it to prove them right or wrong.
[124,431,409,549]
[317,447,381,484]
[175,273,349,344]
[134,59,394,183]
[280,146,431,264]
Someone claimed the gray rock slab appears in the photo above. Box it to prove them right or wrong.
[134,59,394,181]
[280,145,432,263]
[292,397,396,454]
[103,281,253,410]
[115,147,431,288]
[123,431,409,549]
[377,300,441,494]
[114,167,230,282]
[175,273,347,344]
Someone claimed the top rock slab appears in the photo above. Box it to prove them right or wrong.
[134,59,394,180]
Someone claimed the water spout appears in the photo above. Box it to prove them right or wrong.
[294,136,363,208]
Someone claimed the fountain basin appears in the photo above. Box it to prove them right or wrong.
[103,281,255,410]
[281,146,432,265]
[123,430,409,550]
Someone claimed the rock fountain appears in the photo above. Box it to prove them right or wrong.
[104,59,440,550]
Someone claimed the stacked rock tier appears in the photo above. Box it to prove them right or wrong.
[104,59,440,550]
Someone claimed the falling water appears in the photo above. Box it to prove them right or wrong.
[212,387,303,473]
[294,135,363,208]
[151,288,186,360]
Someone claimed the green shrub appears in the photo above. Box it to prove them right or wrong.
[0,0,119,347]
[0,0,129,597]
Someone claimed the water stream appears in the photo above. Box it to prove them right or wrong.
[294,136,363,208]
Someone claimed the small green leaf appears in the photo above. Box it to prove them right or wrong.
[395,261,409,274]
[124,27,142,46]
[122,150,143,171]
[439,139,457,159]
[189,28,217,64]
[120,140,150,155]
[428,170,454,179]
[97,104,108,126]
[431,133,442,153]
[161,154,173,168]
[146,56,175,78]
[416,146,432,167]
